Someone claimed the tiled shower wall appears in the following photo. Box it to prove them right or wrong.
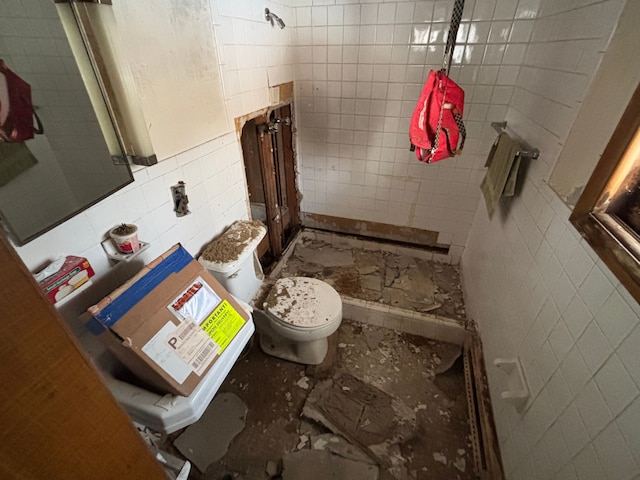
[213,0,296,122]
[462,1,640,479]
[293,0,539,262]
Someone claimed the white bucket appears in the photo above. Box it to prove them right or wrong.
[109,224,140,254]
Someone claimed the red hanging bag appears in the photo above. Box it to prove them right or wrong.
[409,0,466,163]
[0,59,44,143]
[409,70,465,163]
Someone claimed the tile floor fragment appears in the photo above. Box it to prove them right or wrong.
[174,393,247,473]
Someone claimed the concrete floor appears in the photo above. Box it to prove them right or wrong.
[167,232,474,480]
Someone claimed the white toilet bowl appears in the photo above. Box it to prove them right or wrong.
[201,222,343,365]
[258,277,342,365]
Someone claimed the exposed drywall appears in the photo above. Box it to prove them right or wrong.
[549,0,640,205]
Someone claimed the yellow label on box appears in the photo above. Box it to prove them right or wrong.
[200,300,245,353]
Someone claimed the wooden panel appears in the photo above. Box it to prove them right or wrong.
[301,212,446,252]
[464,335,504,480]
[241,118,266,204]
[256,119,284,258]
[280,105,301,231]
[0,234,166,479]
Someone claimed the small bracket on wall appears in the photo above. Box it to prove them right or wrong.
[491,121,540,160]
[101,238,150,262]
[171,181,190,217]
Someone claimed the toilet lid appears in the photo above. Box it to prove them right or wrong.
[263,277,341,328]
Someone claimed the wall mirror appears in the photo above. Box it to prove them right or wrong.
[0,0,134,245]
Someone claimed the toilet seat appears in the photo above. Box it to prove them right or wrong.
[264,277,341,329]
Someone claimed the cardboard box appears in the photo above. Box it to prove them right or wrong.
[39,256,95,304]
[87,244,250,396]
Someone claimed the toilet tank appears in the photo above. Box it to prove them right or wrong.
[198,221,267,302]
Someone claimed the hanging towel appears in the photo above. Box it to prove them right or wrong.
[480,132,521,219]
[0,141,38,186]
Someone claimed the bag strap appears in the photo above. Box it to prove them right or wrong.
[442,0,465,75]
[425,0,465,162]
[429,71,448,160]
[453,109,466,152]
[33,109,44,135]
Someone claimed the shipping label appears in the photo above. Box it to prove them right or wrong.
[141,322,193,384]
[165,318,219,376]
[200,300,246,354]
[167,276,221,324]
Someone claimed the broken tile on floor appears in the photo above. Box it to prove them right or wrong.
[302,373,416,468]
[278,233,468,326]
[282,449,379,480]
[173,393,247,473]
[293,244,354,267]
[309,433,376,465]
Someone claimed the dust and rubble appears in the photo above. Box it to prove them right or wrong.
[278,236,468,325]
[200,220,266,264]
[169,320,473,480]
[164,232,472,479]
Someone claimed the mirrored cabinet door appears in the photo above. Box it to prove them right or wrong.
[0,0,133,245]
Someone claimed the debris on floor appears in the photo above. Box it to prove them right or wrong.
[302,373,416,468]
[282,449,379,480]
[434,345,463,375]
[309,433,376,465]
[433,452,447,464]
[293,245,355,268]
[176,320,474,480]
[173,393,247,473]
[278,235,468,325]
[364,328,386,350]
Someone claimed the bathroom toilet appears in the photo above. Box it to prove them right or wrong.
[201,221,343,365]
[198,220,268,303]
[257,276,342,365]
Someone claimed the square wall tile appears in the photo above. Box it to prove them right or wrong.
[593,422,639,480]
[574,380,613,438]
[577,320,613,375]
[595,290,639,349]
[618,324,640,389]
[594,353,638,417]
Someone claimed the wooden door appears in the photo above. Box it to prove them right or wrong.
[0,233,167,479]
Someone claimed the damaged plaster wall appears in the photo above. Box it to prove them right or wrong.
[111,0,228,161]
[547,0,640,206]
[462,1,640,479]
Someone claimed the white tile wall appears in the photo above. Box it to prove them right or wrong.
[292,0,545,263]
[212,0,296,124]
[462,1,640,478]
